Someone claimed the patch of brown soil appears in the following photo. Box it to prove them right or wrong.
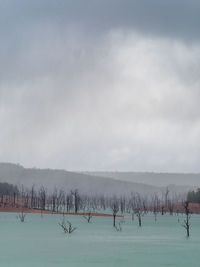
[0,207,123,217]
[174,202,200,214]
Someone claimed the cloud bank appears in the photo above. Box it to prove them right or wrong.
[0,1,199,172]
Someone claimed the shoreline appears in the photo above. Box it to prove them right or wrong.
[0,207,123,217]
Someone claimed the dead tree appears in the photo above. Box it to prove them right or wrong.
[165,187,169,207]
[152,194,159,222]
[71,189,80,214]
[120,196,126,214]
[100,195,106,210]
[161,205,165,215]
[30,185,37,209]
[13,191,16,207]
[66,193,73,212]
[182,201,191,237]
[168,200,174,215]
[83,211,93,223]
[128,193,136,221]
[51,188,57,212]
[111,198,119,227]
[58,189,66,213]
[114,222,122,232]
[59,216,77,234]
[17,210,26,222]
[24,191,29,208]
[134,194,144,227]
[135,209,143,227]
[39,186,46,210]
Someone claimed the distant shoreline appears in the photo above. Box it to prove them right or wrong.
[0,207,123,217]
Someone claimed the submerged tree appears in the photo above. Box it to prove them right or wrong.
[71,189,81,214]
[111,197,119,227]
[17,210,26,222]
[114,222,122,232]
[83,211,93,223]
[152,194,159,222]
[134,194,144,227]
[59,216,77,234]
[182,201,191,237]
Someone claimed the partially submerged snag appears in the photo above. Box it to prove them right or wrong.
[83,211,93,223]
[135,209,144,227]
[59,216,77,234]
[114,222,122,232]
[17,210,26,222]
[182,201,191,238]
[111,198,119,227]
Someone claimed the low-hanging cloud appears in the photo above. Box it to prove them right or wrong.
[0,1,199,172]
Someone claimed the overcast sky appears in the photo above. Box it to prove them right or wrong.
[0,0,199,172]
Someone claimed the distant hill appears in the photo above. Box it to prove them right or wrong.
[85,171,200,187]
[0,163,194,196]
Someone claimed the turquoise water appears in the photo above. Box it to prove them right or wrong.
[0,212,199,267]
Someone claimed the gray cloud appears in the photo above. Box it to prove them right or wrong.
[1,0,199,41]
[0,1,199,172]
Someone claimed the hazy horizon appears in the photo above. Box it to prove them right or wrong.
[1,162,200,176]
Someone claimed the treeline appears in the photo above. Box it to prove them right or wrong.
[0,182,18,195]
[187,189,200,203]
[0,182,185,218]
[0,182,192,237]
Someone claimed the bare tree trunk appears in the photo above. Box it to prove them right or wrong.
[113,214,116,227]
[182,201,191,238]
[111,198,119,227]
[137,213,142,227]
